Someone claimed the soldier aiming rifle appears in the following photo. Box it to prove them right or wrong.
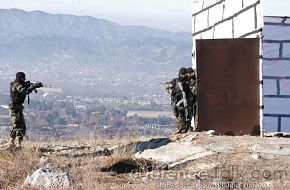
[6,72,43,149]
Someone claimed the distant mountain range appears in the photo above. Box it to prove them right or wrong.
[0,9,192,96]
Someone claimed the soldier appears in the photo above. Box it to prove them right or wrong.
[166,67,194,134]
[7,72,43,149]
[186,67,198,131]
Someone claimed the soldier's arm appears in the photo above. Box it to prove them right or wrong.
[188,79,197,93]
[166,80,175,95]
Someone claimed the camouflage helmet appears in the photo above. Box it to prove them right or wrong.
[178,67,187,78]
[186,67,194,74]
[16,72,26,81]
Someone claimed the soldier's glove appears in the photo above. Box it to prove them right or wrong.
[189,80,196,87]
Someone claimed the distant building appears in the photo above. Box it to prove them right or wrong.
[126,111,174,118]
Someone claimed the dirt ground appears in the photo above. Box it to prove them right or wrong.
[0,132,290,190]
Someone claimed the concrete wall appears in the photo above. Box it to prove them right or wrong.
[263,16,290,132]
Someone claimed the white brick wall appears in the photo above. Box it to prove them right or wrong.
[192,0,263,68]
[263,16,290,132]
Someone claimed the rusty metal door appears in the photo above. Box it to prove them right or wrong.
[196,38,260,135]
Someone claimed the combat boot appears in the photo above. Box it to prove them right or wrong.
[188,127,194,132]
[15,137,22,149]
[9,138,15,148]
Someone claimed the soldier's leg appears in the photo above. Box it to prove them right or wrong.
[9,110,17,147]
[181,119,189,133]
[15,118,26,148]
[187,106,194,132]
[174,108,188,134]
[186,119,192,132]
[10,111,26,148]
[174,117,184,134]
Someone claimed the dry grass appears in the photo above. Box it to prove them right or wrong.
[0,148,39,190]
[0,145,150,190]
[63,141,154,190]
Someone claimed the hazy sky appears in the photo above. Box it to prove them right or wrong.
[1,0,290,32]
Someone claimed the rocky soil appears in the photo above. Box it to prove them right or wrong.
[0,132,290,189]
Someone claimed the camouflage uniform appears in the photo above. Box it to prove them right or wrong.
[8,72,43,148]
[9,78,28,144]
[166,68,194,134]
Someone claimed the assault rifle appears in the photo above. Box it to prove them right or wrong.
[25,81,46,104]
[25,81,44,93]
